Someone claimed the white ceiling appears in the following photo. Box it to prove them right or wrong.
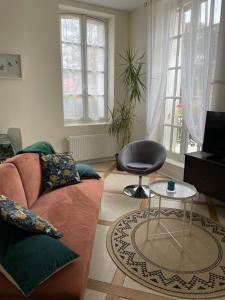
[77,0,146,12]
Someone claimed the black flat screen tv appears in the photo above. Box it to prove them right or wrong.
[203,111,225,157]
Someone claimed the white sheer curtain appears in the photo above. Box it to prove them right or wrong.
[181,0,221,144]
[146,0,178,138]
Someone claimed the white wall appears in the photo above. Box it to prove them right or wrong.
[128,5,148,141]
[0,0,129,151]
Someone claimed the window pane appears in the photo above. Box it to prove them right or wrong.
[163,126,171,151]
[164,99,173,124]
[166,70,175,97]
[61,18,80,43]
[184,9,191,32]
[187,135,198,153]
[172,127,181,153]
[63,95,83,120]
[87,19,105,47]
[184,9,191,23]
[87,47,105,72]
[62,44,81,70]
[176,69,181,96]
[200,2,207,26]
[88,96,105,120]
[63,70,82,95]
[169,39,177,67]
[211,25,220,57]
[88,72,104,96]
[214,0,222,24]
[178,38,182,67]
[174,100,183,126]
[172,11,179,36]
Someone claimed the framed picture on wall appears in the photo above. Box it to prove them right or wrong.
[0,53,22,79]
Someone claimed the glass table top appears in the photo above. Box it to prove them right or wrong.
[150,180,197,199]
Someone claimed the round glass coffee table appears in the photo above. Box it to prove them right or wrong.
[146,180,198,251]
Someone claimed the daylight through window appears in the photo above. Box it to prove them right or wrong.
[61,15,108,124]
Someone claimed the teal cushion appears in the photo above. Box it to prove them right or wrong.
[41,153,80,192]
[0,220,79,297]
[17,141,56,155]
[0,195,63,239]
[76,163,101,180]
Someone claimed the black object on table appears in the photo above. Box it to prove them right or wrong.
[0,134,14,162]
[184,151,225,201]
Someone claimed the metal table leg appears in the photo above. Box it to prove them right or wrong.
[182,199,187,234]
[188,196,194,233]
[181,199,187,248]
[146,194,151,240]
[158,196,161,224]
[146,193,195,252]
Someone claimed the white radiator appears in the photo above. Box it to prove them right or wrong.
[67,134,118,161]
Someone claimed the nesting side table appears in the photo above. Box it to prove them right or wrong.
[146,180,198,251]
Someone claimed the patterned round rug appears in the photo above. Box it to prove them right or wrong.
[106,208,225,299]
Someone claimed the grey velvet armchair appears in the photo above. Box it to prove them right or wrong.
[118,139,166,198]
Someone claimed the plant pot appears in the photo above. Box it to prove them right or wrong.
[115,153,124,171]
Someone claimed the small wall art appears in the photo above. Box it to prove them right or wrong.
[0,53,22,79]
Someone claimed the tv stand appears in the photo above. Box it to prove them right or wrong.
[208,155,225,164]
[184,151,225,201]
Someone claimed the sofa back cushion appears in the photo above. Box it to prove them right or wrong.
[7,154,42,208]
[0,163,27,208]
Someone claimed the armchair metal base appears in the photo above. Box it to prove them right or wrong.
[123,175,154,199]
[124,184,150,198]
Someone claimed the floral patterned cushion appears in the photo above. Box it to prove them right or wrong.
[41,153,80,192]
[0,195,62,238]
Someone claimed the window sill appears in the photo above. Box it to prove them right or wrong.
[64,121,111,127]
[159,158,184,181]
[165,158,184,169]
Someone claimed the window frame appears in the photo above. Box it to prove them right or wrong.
[60,14,109,125]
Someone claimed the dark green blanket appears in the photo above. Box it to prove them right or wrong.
[17,141,55,155]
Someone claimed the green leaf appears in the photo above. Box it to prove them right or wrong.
[108,48,146,148]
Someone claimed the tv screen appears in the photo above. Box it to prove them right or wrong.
[203,111,225,157]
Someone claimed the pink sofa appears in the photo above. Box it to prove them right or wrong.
[0,153,104,300]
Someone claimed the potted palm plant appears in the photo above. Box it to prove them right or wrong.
[108,49,146,170]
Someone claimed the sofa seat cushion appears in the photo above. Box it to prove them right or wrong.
[126,162,153,170]
[0,178,104,299]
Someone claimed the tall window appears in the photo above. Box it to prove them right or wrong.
[61,15,107,124]
[162,0,221,161]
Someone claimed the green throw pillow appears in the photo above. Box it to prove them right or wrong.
[0,220,79,297]
[76,163,101,180]
[0,195,62,238]
[17,141,56,155]
[41,153,80,192]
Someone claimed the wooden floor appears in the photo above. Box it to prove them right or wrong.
[84,161,224,300]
